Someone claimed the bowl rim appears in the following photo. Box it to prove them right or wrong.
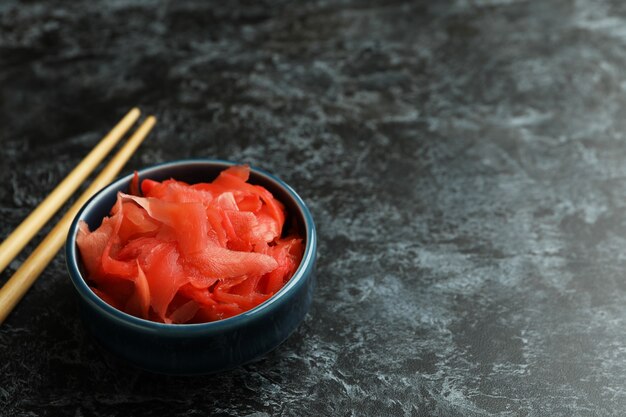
[65,158,317,336]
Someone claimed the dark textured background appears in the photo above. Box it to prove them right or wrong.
[2,0,626,416]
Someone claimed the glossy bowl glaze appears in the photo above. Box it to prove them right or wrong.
[65,159,316,375]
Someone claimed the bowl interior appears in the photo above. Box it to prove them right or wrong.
[67,159,315,330]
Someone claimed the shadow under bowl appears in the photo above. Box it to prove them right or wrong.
[65,159,317,375]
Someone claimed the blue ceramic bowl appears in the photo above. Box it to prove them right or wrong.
[65,159,316,375]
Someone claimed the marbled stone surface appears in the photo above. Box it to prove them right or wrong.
[2,0,626,415]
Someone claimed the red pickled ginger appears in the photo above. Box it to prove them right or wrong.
[76,165,304,324]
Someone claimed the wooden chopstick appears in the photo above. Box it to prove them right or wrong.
[0,108,141,275]
[0,116,157,324]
